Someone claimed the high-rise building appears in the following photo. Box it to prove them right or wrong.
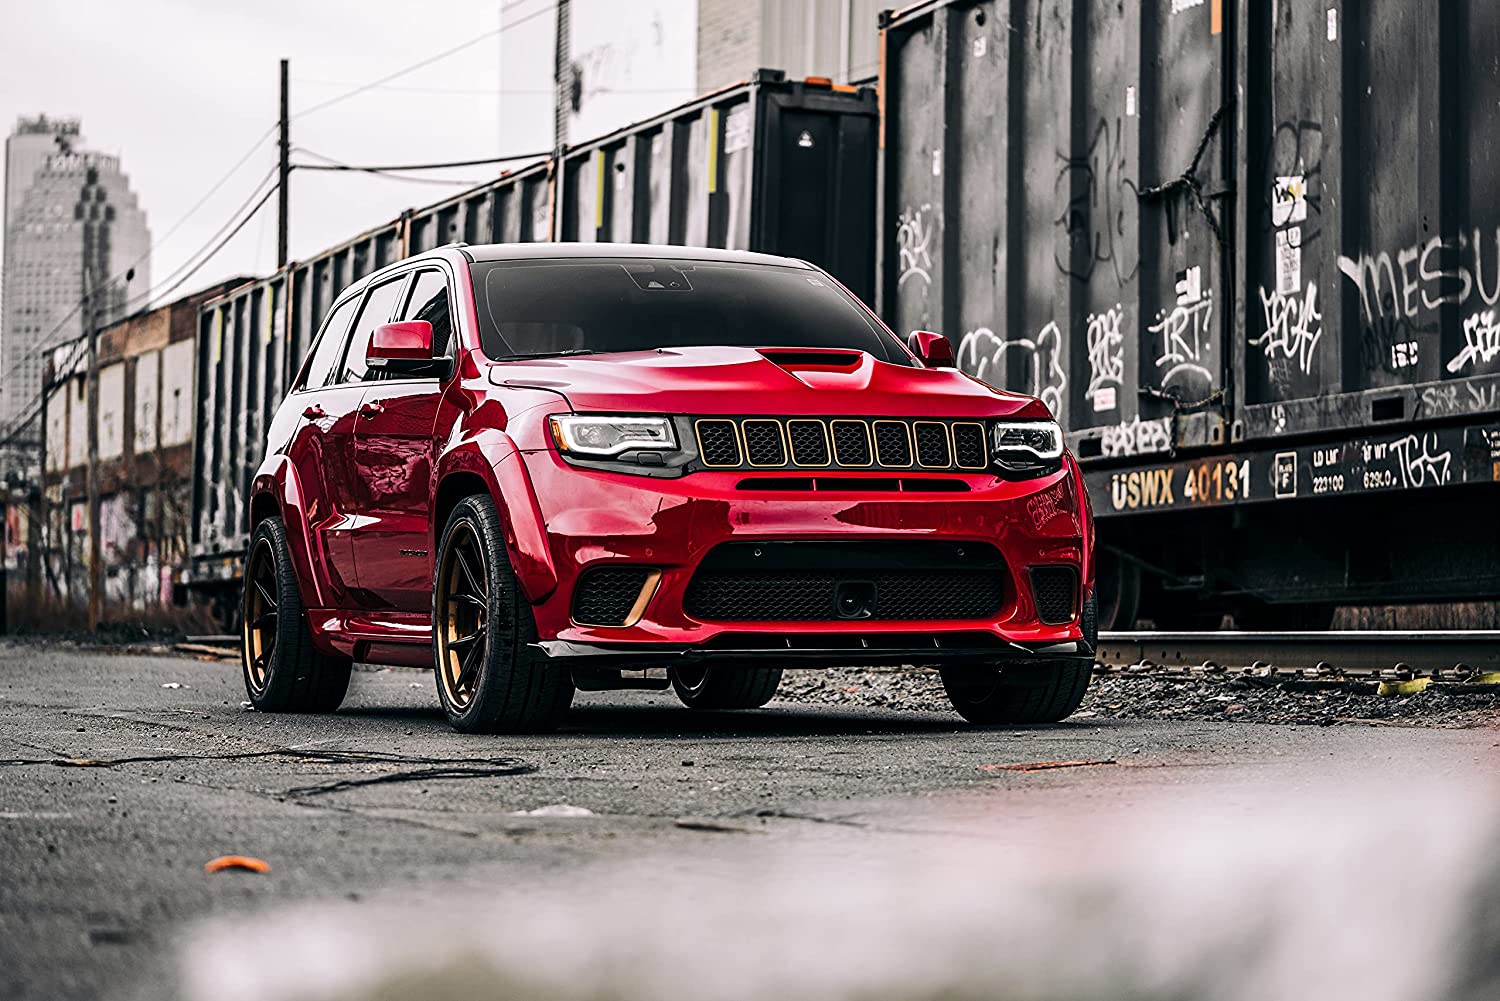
[1,118,150,467]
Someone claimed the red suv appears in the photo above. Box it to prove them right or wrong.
[241,244,1095,733]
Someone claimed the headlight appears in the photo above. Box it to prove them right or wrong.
[990,419,1064,462]
[549,414,677,457]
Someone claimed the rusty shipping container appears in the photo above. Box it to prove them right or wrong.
[880,1,1500,627]
[190,70,878,600]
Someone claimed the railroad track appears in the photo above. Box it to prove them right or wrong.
[1098,630,1500,690]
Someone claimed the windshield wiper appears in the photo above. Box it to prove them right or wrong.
[492,349,597,361]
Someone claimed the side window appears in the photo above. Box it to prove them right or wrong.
[297,297,359,391]
[400,269,454,363]
[336,276,407,385]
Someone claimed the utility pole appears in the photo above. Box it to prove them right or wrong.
[277,58,290,268]
[78,167,106,632]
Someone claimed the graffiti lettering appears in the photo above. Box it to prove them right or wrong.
[1447,309,1500,374]
[1100,416,1171,459]
[1336,228,1500,373]
[895,204,934,289]
[1149,293,1215,395]
[1084,304,1125,412]
[1253,282,1321,376]
[956,324,1066,416]
[1420,380,1500,418]
[1389,433,1452,489]
[1054,118,1138,285]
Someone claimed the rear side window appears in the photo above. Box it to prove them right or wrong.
[298,297,359,390]
[337,276,407,384]
[401,269,454,362]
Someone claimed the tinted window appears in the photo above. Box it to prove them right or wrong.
[468,259,911,365]
[298,297,359,390]
[337,277,407,384]
[401,269,454,362]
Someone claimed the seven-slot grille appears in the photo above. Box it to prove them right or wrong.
[692,417,989,472]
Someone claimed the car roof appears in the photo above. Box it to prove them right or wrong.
[462,242,813,268]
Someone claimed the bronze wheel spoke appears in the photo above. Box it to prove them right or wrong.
[437,521,493,711]
[253,578,275,609]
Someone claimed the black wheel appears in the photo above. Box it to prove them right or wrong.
[669,664,782,710]
[241,517,352,713]
[939,594,1096,725]
[432,494,573,734]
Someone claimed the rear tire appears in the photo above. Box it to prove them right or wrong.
[940,594,1097,725]
[432,494,574,734]
[241,517,352,713]
[670,665,782,710]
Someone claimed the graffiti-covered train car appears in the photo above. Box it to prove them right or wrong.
[879,0,1500,628]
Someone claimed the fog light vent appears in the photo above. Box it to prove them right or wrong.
[1028,565,1079,625]
[573,567,656,627]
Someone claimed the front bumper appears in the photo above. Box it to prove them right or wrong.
[517,447,1092,657]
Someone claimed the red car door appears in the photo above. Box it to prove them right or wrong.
[281,295,364,608]
[320,274,413,608]
[351,267,459,611]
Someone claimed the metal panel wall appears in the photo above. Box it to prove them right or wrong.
[883,0,1500,465]
[882,0,1232,463]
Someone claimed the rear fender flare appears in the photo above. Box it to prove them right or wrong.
[250,458,324,609]
[435,432,559,603]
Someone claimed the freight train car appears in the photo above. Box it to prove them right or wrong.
[189,70,877,617]
[879,0,1500,628]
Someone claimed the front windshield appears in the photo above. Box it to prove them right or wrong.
[468,258,913,366]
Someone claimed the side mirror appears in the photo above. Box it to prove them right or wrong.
[907,329,955,369]
[368,321,439,374]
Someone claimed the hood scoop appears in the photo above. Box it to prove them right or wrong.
[755,347,865,370]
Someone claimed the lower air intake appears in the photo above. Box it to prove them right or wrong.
[1028,565,1079,625]
[572,567,654,626]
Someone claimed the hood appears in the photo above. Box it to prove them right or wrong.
[486,346,1049,419]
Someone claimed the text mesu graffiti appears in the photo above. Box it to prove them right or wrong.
[1337,228,1500,375]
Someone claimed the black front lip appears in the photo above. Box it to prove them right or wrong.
[531,637,1091,668]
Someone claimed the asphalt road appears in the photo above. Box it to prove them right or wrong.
[2,641,1499,1001]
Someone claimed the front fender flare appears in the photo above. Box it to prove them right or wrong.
[436,432,559,604]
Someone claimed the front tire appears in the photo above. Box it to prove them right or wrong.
[432,495,573,734]
[670,665,782,710]
[241,517,352,713]
[939,594,1096,725]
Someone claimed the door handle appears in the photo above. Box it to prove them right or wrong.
[358,401,385,419]
[301,404,326,420]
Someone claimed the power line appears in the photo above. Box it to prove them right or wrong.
[292,2,556,121]
[292,147,484,187]
[145,184,277,305]
[293,150,549,173]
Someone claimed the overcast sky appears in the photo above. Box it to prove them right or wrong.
[1,0,560,303]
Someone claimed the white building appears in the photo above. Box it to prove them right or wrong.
[1,122,151,454]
